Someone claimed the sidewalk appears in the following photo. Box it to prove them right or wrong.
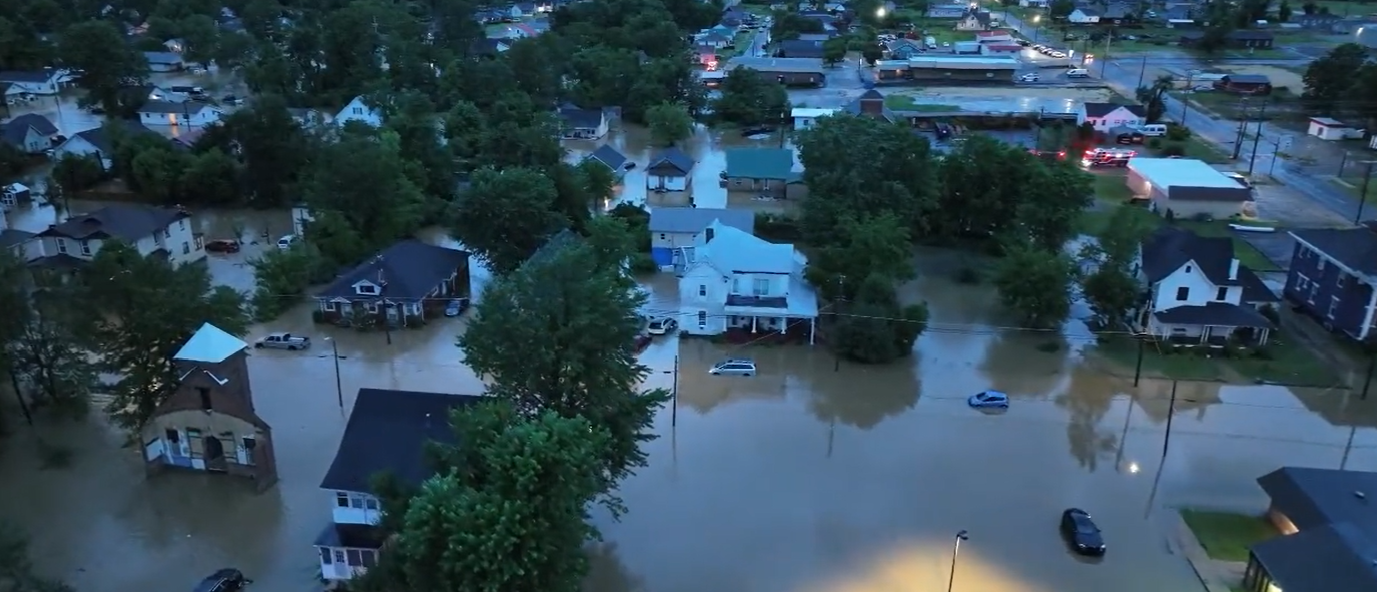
[1168,511,1246,592]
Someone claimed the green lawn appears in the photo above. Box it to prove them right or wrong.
[729,31,755,57]
[1175,220,1280,272]
[1228,332,1337,386]
[1092,334,1227,381]
[884,94,959,111]
[1179,510,1277,562]
[1092,172,1134,204]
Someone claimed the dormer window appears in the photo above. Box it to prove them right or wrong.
[356,283,379,296]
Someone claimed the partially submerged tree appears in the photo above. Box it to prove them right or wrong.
[993,245,1077,328]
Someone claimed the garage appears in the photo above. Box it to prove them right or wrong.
[1126,157,1253,220]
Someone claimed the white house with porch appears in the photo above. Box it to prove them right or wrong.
[1135,226,1278,345]
[678,221,819,343]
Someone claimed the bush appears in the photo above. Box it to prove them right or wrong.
[754,212,803,242]
[1159,142,1187,157]
[1147,137,1162,150]
[628,252,658,274]
[1166,125,1192,141]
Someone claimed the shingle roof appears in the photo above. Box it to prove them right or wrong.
[67,121,159,153]
[319,388,484,492]
[142,51,183,64]
[1083,102,1146,118]
[1141,226,1238,285]
[6,114,57,135]
[648,147,694,175]
[648,207,755,234]
[0,69,57,83]
[174,323,247,364]
[1225,74,1270,85]
[697,220,797,275]
[1249,523,1377,592]
[140,100,212,115]
[0,229,34,249]
[1152,302,1272,327]
[38,204,190,241]
[317,240,470,301]
[724,148,795,180]
[1291,228,1377,276]
[777,39,825,58]
[557,103,603,130]
[1258,467,1377,533]
[584,144,628,171]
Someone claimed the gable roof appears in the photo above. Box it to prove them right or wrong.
[724,148,796,180]
[584,144,628,170]
[6,114,57,136]
[557,103,603,130]
[174,323,247,363]
[697,220,798,275]
[316,240,470,301]
[142,51,183,64]
[648,147,694,175]
[0,69,58,84]
[1083,102,1146,118]
[0,229,34,249]
[334,95,381,123]
[1249,523,1377,592]
[777,39,825,58]
[1258,467,1377,534]
[37,204,190,241]
[66,121,159,153]
[1141,226,1238,285]
[648,207,754,234]
[1290,227,1377,277]
[319,389,484,492]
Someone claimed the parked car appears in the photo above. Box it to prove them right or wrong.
[194,568,249,592]
[276,234,298,250]
[647,318,678,335]
[967,390,1009,408]
[222,95,242,105]
[254,332,311,350]
[1019,73,1040,82]
[709,358,756,376]
[1060,508,1106,555]
[444,298,468,317]
[205,239,241,253]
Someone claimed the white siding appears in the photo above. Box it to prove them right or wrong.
[1150,262,1234,312]
[679,264,728,335]
[651,231,698,250]
[335,97,383,127]
[331,491,384,525]
[648,174,689,191]
[728,272,788,298]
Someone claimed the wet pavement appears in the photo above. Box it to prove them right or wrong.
[5,248,1377,592]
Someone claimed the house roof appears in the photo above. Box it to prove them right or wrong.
[584,144,628,171]
[174,323,247,364]
[728,57,826,74]
[0,229,34,249]
[319,388,484,492]
[648,207,755,235]
[317,240,469,301]
[697,220,798,275]
[1128,158,1251,199]
[777,39,825,58]
[0,69,57,83]
[1152,302,1272,327]
[724,148,795,180]
[66,121,159,153]
[1250,523,1377,592]
[1076,7,1101,16]
[1290,227,1377,277]
[1257,467,1377,534]
[1224,74,1270,84]
[557,103,603,130]
[7,114,57,136]
[647,147,694,175]
[38,204,190,241]
[1102,4,1133,18]
[1141,226,1245,285]
[1083,102,1146,118]
[142,51,183,64]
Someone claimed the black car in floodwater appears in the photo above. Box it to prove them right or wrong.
[194,568,249,592]
[1060,508,1106,556]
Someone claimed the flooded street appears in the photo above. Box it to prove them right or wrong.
[4,246,1377,592]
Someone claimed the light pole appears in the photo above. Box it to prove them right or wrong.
[1032,15,1042,42]
[324,337,344,409]
[947,530,969,592]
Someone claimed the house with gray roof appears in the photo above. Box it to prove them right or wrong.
[583,144,629,177]
[1284,223,1377,341]
[1244,467,1377,592]
[314,240,471,327]
[722,147,806,200]
[647,147,694,192]
[32,204,205,270]
[1135,226,1277,345]
[0,68,63,95]
[142,51,186,72]
[557,103,607,140]
[1,113,58,154]
[678,220,818,342]
[52,121,161,169]
[648,207,754,268]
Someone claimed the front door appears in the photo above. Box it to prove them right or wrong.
[203,435,228,472]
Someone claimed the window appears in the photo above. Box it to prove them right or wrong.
[187,429,203,458]
[324,301,337,311]
[1317,258,1327,272]
[364,497,379,510]
[360,550,378,568]
[56,238,67,254]
[697,310,707,327]
[333,550,346,564]
[179,220,185,230]
[659,233,666,240]
[181,242,190,254]
[350,496,365,509]
[320,548,333,564]
[1338,274,1348,288]
[1175,287,1189,301]
[336,492,350,507]
[753,278,769,296]
[241,437,256,465]
[1328,296,1341,319]
[164,229,171,239]
[357,284,378,295]
[165,428,179,443]
[80,241,91,256]
[1184,265,1192,273]
[1216,287,1228,301]
[698,284,706,297]
[352,107,363,115]
[346,549,363,566]
[196,387,211,410]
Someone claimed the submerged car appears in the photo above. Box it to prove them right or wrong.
[967,390,1009,408]
[444,298,468,317]
[709,358,756,376]
[205,239,241,253]
[1060,508,1106,555]
[194,568,249,592]
[647,318,678,335]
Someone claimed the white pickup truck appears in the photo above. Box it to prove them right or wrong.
[254,333,311,351]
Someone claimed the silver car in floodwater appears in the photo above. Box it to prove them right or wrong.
[709,359,756,377]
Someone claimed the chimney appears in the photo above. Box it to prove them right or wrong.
[705,227,714,243]
[1229,258,1239,281]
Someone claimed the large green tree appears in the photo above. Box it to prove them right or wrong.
[710,67,789,128]
[10,273,97,419]
[0,523,73,592]
[646,101,693,147]
[831,273,929,364]
[1302,43,1368,114]
[83,242,249,433]
[449,166,569,276]
[993,245,1077,328]
[1078,206,1154,328]
[222,94,312,209]
[457,223,669,504]
[59,19,148,113]
[805,212,915,302]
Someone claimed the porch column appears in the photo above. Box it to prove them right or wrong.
[1258,327,1270,345]
[809,317,815,345]
[751,316,757,333]
[777,317,786,334]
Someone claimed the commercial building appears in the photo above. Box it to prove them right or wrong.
[727,57,826,87]
[874,55,1019,83]
[1126,158,1253,219]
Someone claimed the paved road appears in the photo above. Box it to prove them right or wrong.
[1000,12,1369,225]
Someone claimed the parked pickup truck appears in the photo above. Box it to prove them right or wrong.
[254,332,311,350]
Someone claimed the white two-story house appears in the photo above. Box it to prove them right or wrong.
[316,388,482,582]
[1136,226,1278,344]
[30,204,206,271]
[678,221,819,343]
[1078,102,1147,133]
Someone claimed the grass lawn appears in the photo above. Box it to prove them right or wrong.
[1228,332,1336,386]
[1154,135,1231,164]
[1330,176,1377,202]
[1092,335,1226,381]
[1179,510,1277,562]
[1174,220,1280,272]
[1091,172,1133,204]
[898,17,969,44]
[884,94,959,111]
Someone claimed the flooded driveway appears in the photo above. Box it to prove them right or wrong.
[4,251,1377,592]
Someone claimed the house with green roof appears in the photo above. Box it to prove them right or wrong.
[721,148,807,200]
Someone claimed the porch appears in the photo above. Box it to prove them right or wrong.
[724,288,820,345]
[317,299,426,327]
[1144,302,1274,346]
[314,523,383,581]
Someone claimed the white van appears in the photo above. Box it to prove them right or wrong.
[1139,123,1168,137]
[924,36,937,49]
[1066,68,1090,78]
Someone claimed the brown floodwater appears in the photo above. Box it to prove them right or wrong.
[3,244,1377,592]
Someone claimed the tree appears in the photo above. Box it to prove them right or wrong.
[449,167,569,276]
[83,242,248,433]
[805,212,915,302]
[9,276,96,419]
[1134,74,1174,123]
[831,273,929,364]
[1078,206,1153,327]
[457,224,669,504]
[0,523,74,592]
[710,67,789,128]
[50,153,103,194]
[1302,43,1368,114]
[250,243,328,321]
[0,251,32,427]
[223,94,311,208]
[1349,62,1377,131]
[1278,0,1293,21]
[1303,0,1317,15]
[181,149,240,206]
[645,101,693,146]
[993,246,1076,328]
[179,14,220,67]
[1049,0,1075,18]
[59,20,148,113]
[822,37,847,67]
[388,402,608,592]
[1014,158,1093,251]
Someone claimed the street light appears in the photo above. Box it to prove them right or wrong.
[947,530,969,592]
[323,336,344,409]
[876,6,886,18]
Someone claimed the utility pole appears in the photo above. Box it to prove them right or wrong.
[1354,162,1376,225]
[1180,71,1194,126]
[8,371,32,426]
[671,355,680,427]
[1161,380,1178,458]
[1098,33,1111,78]
[331,339,343,409]
[1133,335,1146,387]
[1247,101,1268,176]
[833,275,845,372]
[1135,55,1147,89]
[1342,425,1358,470]
[1231,99,1250,160]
